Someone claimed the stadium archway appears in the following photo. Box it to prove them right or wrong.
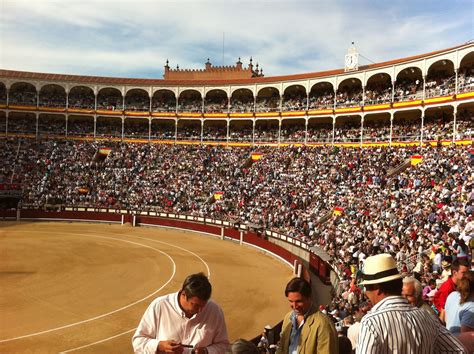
[151,118,175,140]
[281,118,306,143]
[69,86,95,109]
[307,116,333,143]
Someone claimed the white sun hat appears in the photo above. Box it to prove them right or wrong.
[361,253,403,285]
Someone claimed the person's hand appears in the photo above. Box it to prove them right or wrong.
[157,340,184,353]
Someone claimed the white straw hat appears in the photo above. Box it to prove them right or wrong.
[361,253,403,285]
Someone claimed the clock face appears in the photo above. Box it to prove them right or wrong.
[345,54,357,69]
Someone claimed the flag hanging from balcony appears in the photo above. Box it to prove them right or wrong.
[214,191,224,200]
[333,206,344,216]
[251,153,263,161]
[410,155,423,166]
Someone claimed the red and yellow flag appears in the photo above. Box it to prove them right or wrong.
[214,192,224,200]
[411,155,423,166]
[333,206,344,216]
[98,148,112,156]
[251,153,263,161]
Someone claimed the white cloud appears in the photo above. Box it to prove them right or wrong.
[1,0,472,78]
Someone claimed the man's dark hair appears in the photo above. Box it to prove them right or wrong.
[364,278,402,296]
[285,277,312,298]
[452,258,469,273]
[181,272,212,301]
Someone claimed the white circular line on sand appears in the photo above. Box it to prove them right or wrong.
[0,233,176,343]
[128,234,211,279]
[59,328,136,353]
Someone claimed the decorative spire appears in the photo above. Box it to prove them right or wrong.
[237,57,242,64]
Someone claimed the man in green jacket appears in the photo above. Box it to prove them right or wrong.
[277,277,338,354]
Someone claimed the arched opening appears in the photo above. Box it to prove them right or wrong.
[309,82,334,110]
[69,86,95,109]
[458,52,474,93]
[39,84,66,108]
[365,73,392,105]
[423,107,454,142]
[363,113,391,142]
[0,82,7,104]
[256,87,280,112]
[38,113,65,136]
[125,89,150,112]
[336,79,362,108]
[230,89,254,113]
[96,116,122,138]
[204,90,228,113]
[255,119,278,142]
[152,90,176,112]
[282,85,307,111]
[0,111,6,134]
[425,60,455,98]
[151,119,175,140]
[178,90,202,113]
[97,88,123,111]
[177,119,201,140]
[124,117,149,139]
[334,115,362,142]
[394,67,423,102]
[307,117,333,143]
[392,110,422,142]
[229,119,253,141]
[281,118,306,142]
[203,120,227,141]
[9,82,37,106]
[7,112,36,134]
[67,115,94,136]
[456,103,474,140]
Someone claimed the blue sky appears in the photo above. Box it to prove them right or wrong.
[0,0,473,79]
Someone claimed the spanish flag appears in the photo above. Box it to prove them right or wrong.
[214,192,224,200]
[411,155,423,166]
[251,153,263,161]
[77,187,89,194]
[333,206,344,216]
[98,148,112,156]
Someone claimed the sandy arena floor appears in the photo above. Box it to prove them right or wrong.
[0,221,293,353]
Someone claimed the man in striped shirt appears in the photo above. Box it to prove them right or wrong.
[356,254,467,354]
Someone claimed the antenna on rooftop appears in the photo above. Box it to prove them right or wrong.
[222,32,225,66]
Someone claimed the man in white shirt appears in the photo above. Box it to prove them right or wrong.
[132,273,229,354]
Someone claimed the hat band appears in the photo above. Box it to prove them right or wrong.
[363,268,399,281]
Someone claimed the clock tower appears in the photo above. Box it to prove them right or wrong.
[344,42,359,72]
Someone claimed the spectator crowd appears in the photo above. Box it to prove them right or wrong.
[1,135,473,352]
